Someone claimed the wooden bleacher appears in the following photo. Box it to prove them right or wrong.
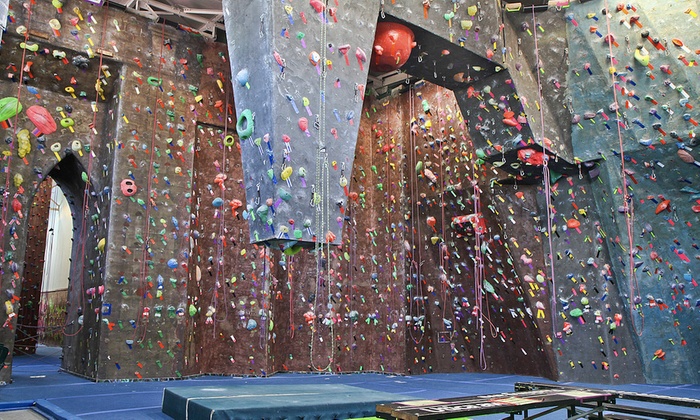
[375,382,700,419]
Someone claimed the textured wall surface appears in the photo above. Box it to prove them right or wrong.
[223,1,380,248]
[558,0,700,384]
[0,2,117,379]
[0,0,699,387]
[13,179,51,355]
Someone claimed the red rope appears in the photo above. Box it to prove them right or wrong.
[212,60,233,330]
[134,20,167,342]
[0,2,33,248]
[64,2,111,338]
[603,0,643,336]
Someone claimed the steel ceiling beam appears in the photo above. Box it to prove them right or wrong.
[109,0,225,39]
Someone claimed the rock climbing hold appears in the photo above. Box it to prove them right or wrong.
[120,179,137,196]
[0,98,21,127]
[371,22,416,73]
[655,199,671,214]
[236,109,254,140]
[16,129,31,159]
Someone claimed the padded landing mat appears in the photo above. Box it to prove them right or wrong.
[162,383,415,420]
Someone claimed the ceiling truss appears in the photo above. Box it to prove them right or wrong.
[113,0,225,39]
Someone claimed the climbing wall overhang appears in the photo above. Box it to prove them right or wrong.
[222,1,380,249]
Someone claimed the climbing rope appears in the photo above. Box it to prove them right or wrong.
[407,84,425,345]
[530,7,559,336]
[435,90,456,340]
[603,0,643,336]
[288,254,295,338]
[134,19,167,343]
[310,0,334,372]
[212,69,234,330]
[473,168,486,370]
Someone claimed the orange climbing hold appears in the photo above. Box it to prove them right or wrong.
[655,199,671,214]
[229,199,243,217]
[653,349,666,360]
[566,219,581,229]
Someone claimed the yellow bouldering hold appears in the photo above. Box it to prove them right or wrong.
[17,129,31,158]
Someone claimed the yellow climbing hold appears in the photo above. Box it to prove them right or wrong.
[280,166,293,181]
[13,173,23,188]
[634,48,650,67]
[17,129,31,158]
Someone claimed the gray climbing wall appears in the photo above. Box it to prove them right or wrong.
[222,1,380,248]
[560,0,700,384]
[1,0,699,388]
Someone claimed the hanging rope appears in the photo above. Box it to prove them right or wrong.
[407,84,425,345]
[310,0,334,372]
[435,89,456,339]
[603,0,642,336]
[213,65,234,329]
[64,2,111,338]
[530,7,559,334]
[288,254,295,338]
[134,19,167,343]
[473,168,486,369]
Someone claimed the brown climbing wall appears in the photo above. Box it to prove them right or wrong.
[2,0,698,388]
[394,83,554,377]
[14,178,52,355]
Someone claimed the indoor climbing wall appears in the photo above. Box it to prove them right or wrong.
[381,0,578,185]
[269,91,410,375]
[537,171,645,383]
[593,145,700,384]
[560,0,700,384]
[0,0,117,382]
[396,83,555,377]
[0,0,236,383]
[14,178,51,355]
[93,19,217,380]
[1,0,699,388]
[222,1,380,248]
[184,113,275,377]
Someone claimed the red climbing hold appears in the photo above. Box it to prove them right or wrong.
[370,22,416,73]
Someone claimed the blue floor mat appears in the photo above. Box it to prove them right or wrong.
[2,346,699,419]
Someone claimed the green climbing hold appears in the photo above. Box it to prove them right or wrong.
[0,97,22,122]
[278,188,292,201]
[284,243,303,255]
[569,308,583,318]
[236,109,254,140]
[147,76,162,86]
[257,204,269,216]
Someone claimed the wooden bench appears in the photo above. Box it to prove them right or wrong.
[376,387,613,419]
